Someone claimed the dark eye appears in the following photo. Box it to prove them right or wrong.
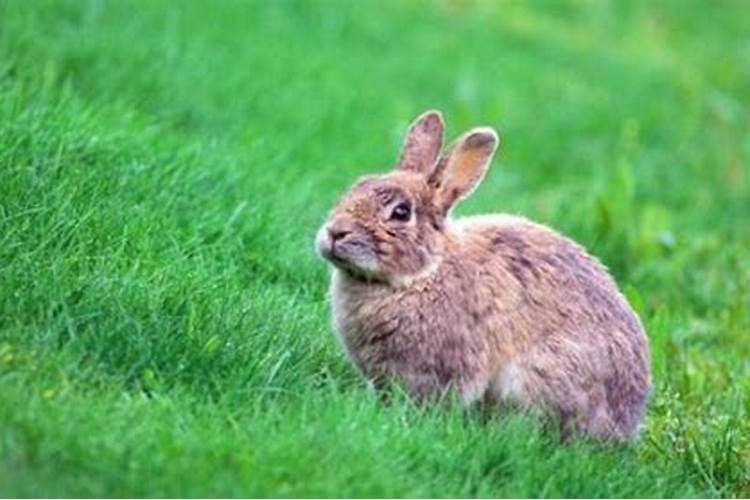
[390,201,412,222]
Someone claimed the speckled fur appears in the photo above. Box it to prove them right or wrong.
[316,111,651,441]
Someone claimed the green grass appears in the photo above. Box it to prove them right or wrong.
[1,0,749,497]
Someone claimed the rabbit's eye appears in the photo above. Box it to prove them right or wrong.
[390,201,412,222]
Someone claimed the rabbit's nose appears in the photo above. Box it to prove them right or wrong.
[328,226,351,243]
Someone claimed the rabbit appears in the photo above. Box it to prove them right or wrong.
[315,110,651,441]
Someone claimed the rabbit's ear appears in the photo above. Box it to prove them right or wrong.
[397,110,444,174]
[429,127,499,215]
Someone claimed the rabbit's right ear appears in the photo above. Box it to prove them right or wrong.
[428,127,499,216]
[396,110,444,174]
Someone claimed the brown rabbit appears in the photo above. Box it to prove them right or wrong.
[315,111,650,441]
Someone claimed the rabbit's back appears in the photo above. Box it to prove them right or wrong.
[454,215,650,438]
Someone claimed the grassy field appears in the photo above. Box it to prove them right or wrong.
[1,0,749,497]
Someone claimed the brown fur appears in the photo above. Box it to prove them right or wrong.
[315,111,651,441]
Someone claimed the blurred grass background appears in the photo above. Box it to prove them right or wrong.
[1,0,749,497]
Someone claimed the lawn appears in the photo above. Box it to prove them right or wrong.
[1,0,749,497]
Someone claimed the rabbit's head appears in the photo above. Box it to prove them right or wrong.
[316,111,499,283]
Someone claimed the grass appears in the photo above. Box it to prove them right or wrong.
[1,0,749,497]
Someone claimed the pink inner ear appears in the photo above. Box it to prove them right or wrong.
[434,129,498,212]
[448,147,490,188]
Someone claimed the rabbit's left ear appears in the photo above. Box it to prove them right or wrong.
[397,110,444,174]
[429,127,499,215]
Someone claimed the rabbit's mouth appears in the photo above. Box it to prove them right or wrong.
[325,248,379,279]
[315,225,380,276]
[324,251,382,283]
